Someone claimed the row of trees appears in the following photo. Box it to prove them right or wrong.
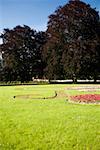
[0,0,100,82]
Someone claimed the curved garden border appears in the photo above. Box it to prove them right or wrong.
[13,91,57,100]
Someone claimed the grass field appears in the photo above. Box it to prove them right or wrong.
[0,84,100,150]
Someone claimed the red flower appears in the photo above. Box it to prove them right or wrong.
[70,94,100,103]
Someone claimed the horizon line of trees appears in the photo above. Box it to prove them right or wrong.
[0,0,100,83]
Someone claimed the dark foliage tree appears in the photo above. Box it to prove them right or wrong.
[43,0,100,81]
[34,31,47,78]
[0,25,46,82]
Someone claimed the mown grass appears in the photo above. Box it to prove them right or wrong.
[0,84,100,150]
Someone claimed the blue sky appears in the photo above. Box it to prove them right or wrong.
[0,0,100,32]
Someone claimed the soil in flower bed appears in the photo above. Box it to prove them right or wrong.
[70,94,100,103]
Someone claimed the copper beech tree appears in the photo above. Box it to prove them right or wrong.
[43,0,100,81]
[0,26,46,82]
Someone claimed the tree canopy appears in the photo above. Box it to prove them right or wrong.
[0,25,46,82]
[0,0,100,82]
[43,0,100,81]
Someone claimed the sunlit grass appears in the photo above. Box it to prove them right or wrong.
[0,85,100,150]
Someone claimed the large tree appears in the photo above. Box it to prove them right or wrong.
[0,25,46,82]
[43,0,100,81]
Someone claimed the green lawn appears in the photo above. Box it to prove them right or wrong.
[0,84,100,150]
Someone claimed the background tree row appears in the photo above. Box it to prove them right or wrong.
[0,0,100,82]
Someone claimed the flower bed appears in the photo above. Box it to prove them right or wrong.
[67,86,100,91]
[70,94,100,103]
